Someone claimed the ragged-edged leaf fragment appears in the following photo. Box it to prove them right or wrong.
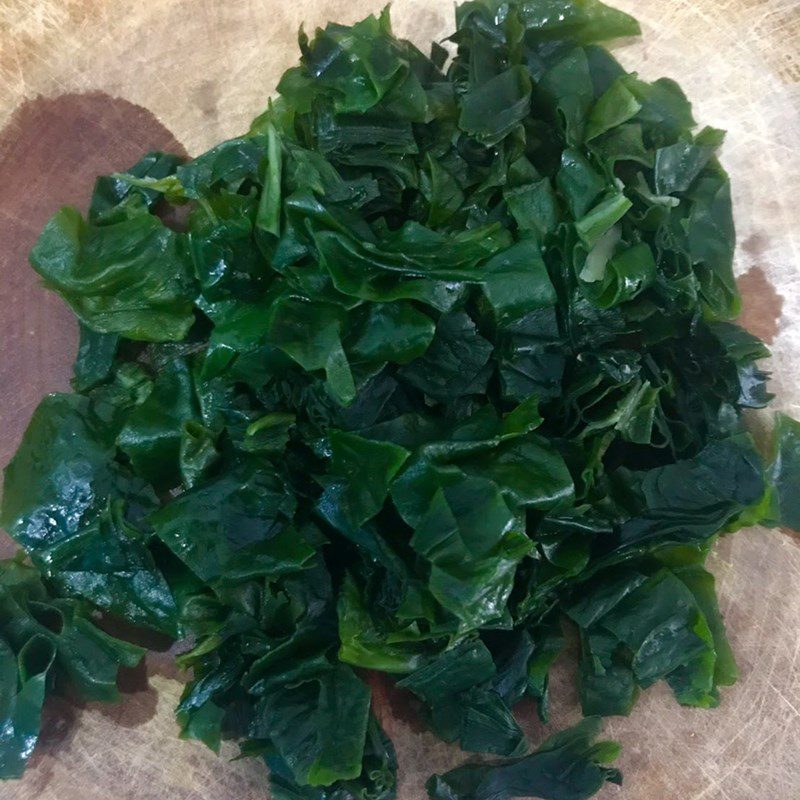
[0,555,145,777]
[426,717,622,800]
[1,394,178,635]
[30,206,197,341]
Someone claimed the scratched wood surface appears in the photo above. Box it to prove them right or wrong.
[0,0,799,798]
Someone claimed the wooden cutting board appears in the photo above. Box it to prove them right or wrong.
[1,0,798,798]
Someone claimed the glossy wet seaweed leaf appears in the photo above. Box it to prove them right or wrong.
[2,0,799,796]
[0,554,144,777]
[1,394,179,635]
[426,717,622,800]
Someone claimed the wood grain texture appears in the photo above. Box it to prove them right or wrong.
[0,0,798,798]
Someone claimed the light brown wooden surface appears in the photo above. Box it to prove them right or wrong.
[1,0,799,798]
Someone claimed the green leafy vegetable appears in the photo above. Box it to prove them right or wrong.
[2,1,798,798]
[426,717,622,800]
[1,394,178,635]
[0,555,144,777]
[30,206,197,341]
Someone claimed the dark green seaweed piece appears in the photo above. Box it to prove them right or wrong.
[0,555,144,777]
[2,0,798,796]
[426,717,621,800]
